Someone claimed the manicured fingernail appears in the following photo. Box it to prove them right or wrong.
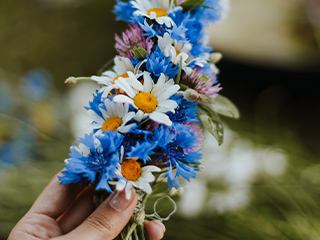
[109,189,134,212]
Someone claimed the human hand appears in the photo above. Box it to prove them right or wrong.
[8,171,165,240]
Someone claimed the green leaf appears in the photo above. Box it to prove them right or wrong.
[179,83,188,90]
[97,58,114,75]
[134,47,148,60]
[180,0,206,11]
[206,95,240,119]
[198,103,224,145]
[201,5,215,9]
[175,57,183,84]
[198,93,210,102]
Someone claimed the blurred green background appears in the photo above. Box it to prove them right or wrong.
[1,0,320,239]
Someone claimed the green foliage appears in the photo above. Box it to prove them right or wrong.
[134,47,148,60]
[207,95,240,119]
[175,57,183,84]
[179,83,188,90]
[197,95,239,145]
[198,102,224,145]
[180,0,206,11]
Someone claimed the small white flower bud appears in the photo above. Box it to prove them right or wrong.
[64,77,78,86]
[210,52,223,63]
[183,89,200,102]
[183,89,209,102]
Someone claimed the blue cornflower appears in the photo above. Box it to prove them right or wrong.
[113,0,137,23]
[178,1,221,57]
[126,141,156,163]
[139,19,158,38]
[202,62,218,76]
[121,127,155,163]
[168,7,190,27]
[200,0,222,23]
[190,41,212,58]
[152,124,202,190]
[168,95,200,124]
[167,23,188,42]
[185,20,205,44]
[168,8,193,42]
[85,90,105,119]
[59,132,124,192]
[138,18,166,38]
[145,46,179,79]
[188,0,222,28]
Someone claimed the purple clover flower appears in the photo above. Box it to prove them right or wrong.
[180,67,222,98]
[115,24,154,60]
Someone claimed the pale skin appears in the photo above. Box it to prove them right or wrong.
[8,171,165,240]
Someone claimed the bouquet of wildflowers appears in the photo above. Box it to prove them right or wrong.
[60,0,239,239]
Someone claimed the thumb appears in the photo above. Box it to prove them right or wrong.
[61,188,137,240]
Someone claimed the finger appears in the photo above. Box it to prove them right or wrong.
[144,220,166,240]
[57,189,137,240]
[57,187,96,234]
[29,170,84,219]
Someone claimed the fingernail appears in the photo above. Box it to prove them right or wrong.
[109,189,134,212]
[154,220,166,233]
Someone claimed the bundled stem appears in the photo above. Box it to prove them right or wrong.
[116,191,149,240]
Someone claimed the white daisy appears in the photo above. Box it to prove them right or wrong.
[157,33,208,74]
[131,0,176,27]
[90,56,136,98]
[87,99,136,134]
[110,158,161,198]
[113,71,180,126]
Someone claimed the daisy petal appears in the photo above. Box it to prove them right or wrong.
[122,112,136,124]
[118,123,136,133]
[156,85,180,102]
[114,95,135,106]
[100,108,111,121]
[143,166,161,173]
[125,182,133,199]
[134,110,146,122]
[87,110,104,124]
[149,111,172,126]
[116,102,124,118]
[138,179,152,194]
[115,77,136,98]
[143,72,153,92]
[116,179,127,191]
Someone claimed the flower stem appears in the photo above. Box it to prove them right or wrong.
[133,228,139,240]
[175,57,183,84]
[124,223,138,240]
[138,118,150,126]
[137,224,147,240]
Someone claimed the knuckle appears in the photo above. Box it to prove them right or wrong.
[86,212,115,236]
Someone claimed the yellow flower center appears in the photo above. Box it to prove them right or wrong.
[112,73,129,95]
[113,73,129,84]
[102,117,123,132]
[121,160,142,181]
[133,92,158,113]
[176,50,180,57]
[147,8,167,17]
